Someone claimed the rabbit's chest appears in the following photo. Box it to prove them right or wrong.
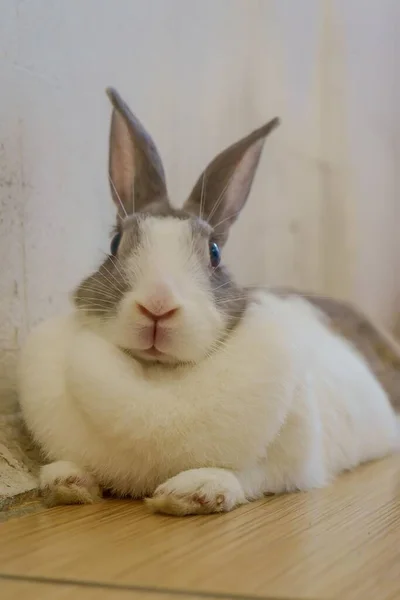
[80,429,201,496]
[66,345,273,496]
[64,301,304,495]
[69,379,259,496]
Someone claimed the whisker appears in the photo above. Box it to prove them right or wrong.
[77,314,115,320]
[209,338,231,350]
[108,255,128,283]
[75,315,116,325]
[74,297,117,306]
[216,295,248,301]
[210,265,222,277]
[76,290,120,303]
[77,281,121,297]
[75,309,115,319]
[211,281,232,292]
[95,273,125,294]
[109,174,128,217]
[205,338,233,359]
[77,303,117,311]
[216,297,248,305]
[100,264,124,287]
[199,169,207,221]
[244,284,274,289]
[212,208,242,231]
[99,266,126,294]
[207,170,235,223]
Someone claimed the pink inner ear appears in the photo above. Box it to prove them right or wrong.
[184,119,277,239]
[109,109,136,216]
[223,138,265,219]
[107,89,168,216]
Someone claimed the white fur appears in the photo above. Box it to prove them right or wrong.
[99,217,226,364]
[19,289,399,515]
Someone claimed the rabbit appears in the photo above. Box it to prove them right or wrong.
[18,87,399,516]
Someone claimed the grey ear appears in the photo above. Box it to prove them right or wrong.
[106,87,168,218]
[184,118,280,246]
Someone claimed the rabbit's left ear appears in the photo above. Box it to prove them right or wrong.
[106,87,168,219]
[184,118,280,246]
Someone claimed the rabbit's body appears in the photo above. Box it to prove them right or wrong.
[19,88,399,515]
[20,291,398,512]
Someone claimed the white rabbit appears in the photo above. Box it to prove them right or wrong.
[18,88,399,515]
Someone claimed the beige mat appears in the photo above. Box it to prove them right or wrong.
[0,389,41,513]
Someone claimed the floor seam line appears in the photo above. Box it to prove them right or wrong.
[0,572,306,600]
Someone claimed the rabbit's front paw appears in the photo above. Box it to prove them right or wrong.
[40,461,102,507]
[145,468,246,516]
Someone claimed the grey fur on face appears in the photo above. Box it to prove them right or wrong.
[74,211,247,330]
[209,264,248,330]
[73,256,129,317]
[74,216,141,316]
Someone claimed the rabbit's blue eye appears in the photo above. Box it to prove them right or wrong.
[110,232,121,255]
[209,242,221,267]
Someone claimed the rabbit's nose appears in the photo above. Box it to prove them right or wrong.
[136,302,179,322]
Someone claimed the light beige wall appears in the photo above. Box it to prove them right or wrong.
[1,0,399,406]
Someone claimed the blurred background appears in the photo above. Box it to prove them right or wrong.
[0,0,399,409]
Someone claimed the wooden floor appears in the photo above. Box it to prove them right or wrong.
[0,456,399,600]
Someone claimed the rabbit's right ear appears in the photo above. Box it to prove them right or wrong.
[106,87,168,219]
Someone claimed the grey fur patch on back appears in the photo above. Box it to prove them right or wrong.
[271,286,400,409]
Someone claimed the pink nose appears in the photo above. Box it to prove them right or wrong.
[136,303,179,322]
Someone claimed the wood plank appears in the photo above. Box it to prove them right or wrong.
[0,577,239,600]
[0,456,399,600]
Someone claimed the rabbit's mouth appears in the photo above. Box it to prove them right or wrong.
[142,346,164,358]
[121,345,185,366]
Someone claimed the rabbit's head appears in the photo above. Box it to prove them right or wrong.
[74,88,279,364]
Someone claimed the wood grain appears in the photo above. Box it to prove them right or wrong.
[0,456,399,600]
[0,578,235,600]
